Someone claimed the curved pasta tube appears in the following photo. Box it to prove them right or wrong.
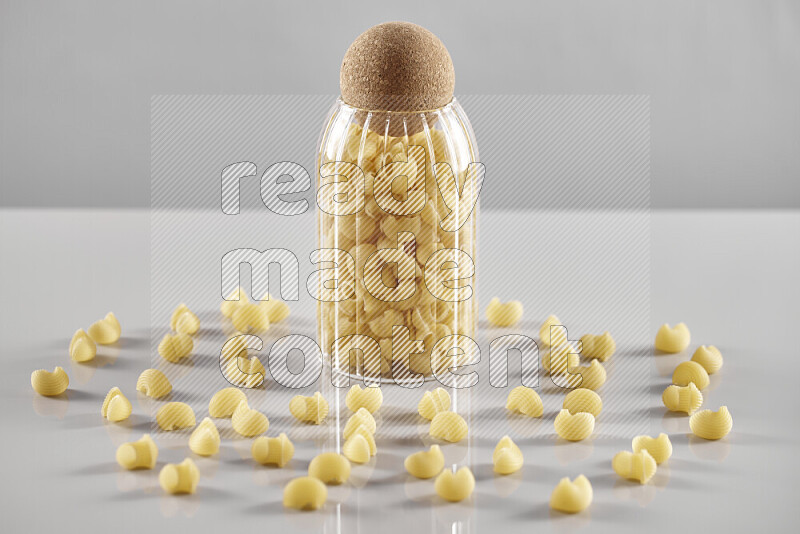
[574,360,607,391]
[542,346,579,375]
[87,312,121,345]
[220,336,248,362]
[690,406,732,440]
[505,386,543,417]
[156,402,196,431]
[221,286,248,318]
[289,392,329,425]
[418,387,451,420]
[662,383,703,413]
[158,333,193,363]
[345,384,384,413]
[189,418,220,456]
[434,467,475,502]
[654,323,690,353]
[672,361,709,389]
[252,433,295,467]
[539,315,567,347]
[554,409,594,441]
[159,458,200,495]
[283,477,327,511]
[612,450,657,484]
[404,445,445,479]
[563,388,603,417]
[579,331,615,362]
[136,369,172,398]
[485,297,524,327]
[116,434,158,470]
[231,302,270,333]
[550,475,593,513]
[102,387,132,422]
[31,366,69,396]
[631,433,672,465]
[208,387,247,418]
[691,345,723,374]
[231,400,269,437]
[69,329,96,363]
[308,452,351,485]
[349,425,377,456]
[170,303,200,336]
[493,436,523,475]
[343,434,372,464]
[224,356,265,388]
[343,408,377,439]
[429,411,468,443]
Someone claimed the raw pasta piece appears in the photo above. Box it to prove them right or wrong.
[343,434,372,464]
[612,450,657,484]
[563,388,602,417]
[69,329,96,362]
[493,436,523,475]
[231,400,269,437]
[550,475,592,513]
[579,331,616,361]
[404,445,445,479]
[208,387,247,418]
[159,458,199,495]
[672,361,710,389]
[654,323,690,353]
[231,302,270,333]
[156,402,196,431]
[343,408,377,439]
[485,297,524,327]
[170,304,200,336]
[221,286,248,318]
[252,433,295,467]
[116,434,158,470]
[662,383,703,413]
[224,356,266,388]
[690,406,732,440]
[418,387,451,420]
[136,369,172,398]
[631,433,672,464]
[289,392,329,425]
[348,425,377,456]
[308,452,351,485]
[259,293,291,323]
[429,411,468,443]
[554,410,594,441]
[542,346,579,375]
[158,333,193,363]
[574,360,607,391]
[101,387,132,422]
[87,312,121,345]
[691,345,723,374]
[345,384,384,413]
[189,418,220,456]
[505,386,543,417]
[539,315,567,347]
[220,335,248,362]
[31,366,69,396]
[283,477,327,511]
[435,467,475,502]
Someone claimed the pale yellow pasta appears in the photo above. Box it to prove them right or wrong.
[690,406,732,440]
[579,331,616,361]
[231,302,270,333]
[87,312,121,345]
[662,383,703,413]
[429,411,468,443]
[136,369,172,398]
[189,417,220,456]
[542,346,579,374]
[159,458,200,495]
[341,434,370,465]
[308,452,351,485]
[349,425,377,456]
[631,433,672,465]
[289,392,329,425]
[550,475,593,513]
[691,345,723,374]
[418,387,451,420]
[170,303,200,336]
[156,402,196,431]
[224,356,266,388]
[343,407,377,439]
[101,387,132,422]
[220,335,248,362]
[252,433,295,467]
[158,332,193,363]
[208,387,247,418]
[574,360,607,391]
[404,445,444,479]
[221,286,248,318]
[116,434,158,470]
[654,322,690,353]
[485,297,524,327]
[505,386,543,417]
[672,360,709,389]
[69,328,96,363]
[493,435,523,475]
[435,467,475,502]
[613,449,657,484]
[539,315,567,347]
[345,384,383,413]
[563,388,603,417]
[554,409,594,441]
[232,400,269,437]
[259,293,291,323]
[31,366,69,396]
[283,476,327,511]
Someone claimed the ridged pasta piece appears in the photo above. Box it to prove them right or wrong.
[539,315,567,347]
[563,388,603,417]
[349,425,377,456]
[662,383,703,413]
[189,418,220,456]
[574,360,607,391]
[612,450,657,484]
[283,477,327,510]
[579,331,616,361]
[493,436,523,475]
[231,302,270,333]
[69,329,96,362]
[159,458,199,495]
[691,345,723,374]
[434,467,475,502]
[417,387,451,420]
[136,369,172,398]
[345,384,384,413]
[542,346,579,375]
[208,387,247,418]
[231,400,269,437]
[672,361,709,389]
[156,402,196,431]
[220,336,248,362]
[116,434,158,470]
[31,366,69,396]
[158,332,193,363]
[550,475,593,513]
[554,409,595,441]
[252,433,295,467]
[404,445,444,479]
[170,303,200,336]
[631,433,672,464]
[289,392,329,425]
[343,407,377,439]
[690,406,732,440]
[343,434,371,464]
[429,411,468,443]
[224,356,265,388]
[654,323,690,353]
[259,293,291,323]
[308,452,351,485]
[101,387,132,422]
[485,297,524,327]
[505,386,543,417]
[87,312,121,345]
[220,286,248,318]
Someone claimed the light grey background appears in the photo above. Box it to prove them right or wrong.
[1,0,798,209]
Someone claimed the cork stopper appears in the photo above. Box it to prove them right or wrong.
[340,22,455,112]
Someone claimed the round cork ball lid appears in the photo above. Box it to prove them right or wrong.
[340,22,455,112]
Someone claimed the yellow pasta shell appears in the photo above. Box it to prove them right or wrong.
[231,400,269,437]
[550,475,593,513]
[579,331,616,361]
[554,410,594,441]
[345,384,383,413]
[221,286,248,318]
[252,433,295,467]
[429,411,468,443]
[434,467,475,502]
[631,433,672,465]
[31,366,69,396]
[208,387,247,418]
[613,450,657,484]
[539,315,567,347]
[654,322,690,353]
[101,387,132,422]
[158,332,193,363]
[690,406,732,440]
[342,434,372,464]
[69,329,96,363]
[672,361,709,389]
[289,392,329,424]
[563,388,603,417]
[662,382,703,413]
[116,434,158,470]
[691,345,723,374]
[136,369,172,398]
[283,477,327,511]
[87,312,121,345]
[417,387,451,420]
[343,408,376,439]
[308,452,351,485]
[492,436,523,475]
[156,402,196,431]
[189,417,220,456]
[485,297,524,327]
[404,445,444,479]
[159,458,199,494]
[506,386,543,417]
